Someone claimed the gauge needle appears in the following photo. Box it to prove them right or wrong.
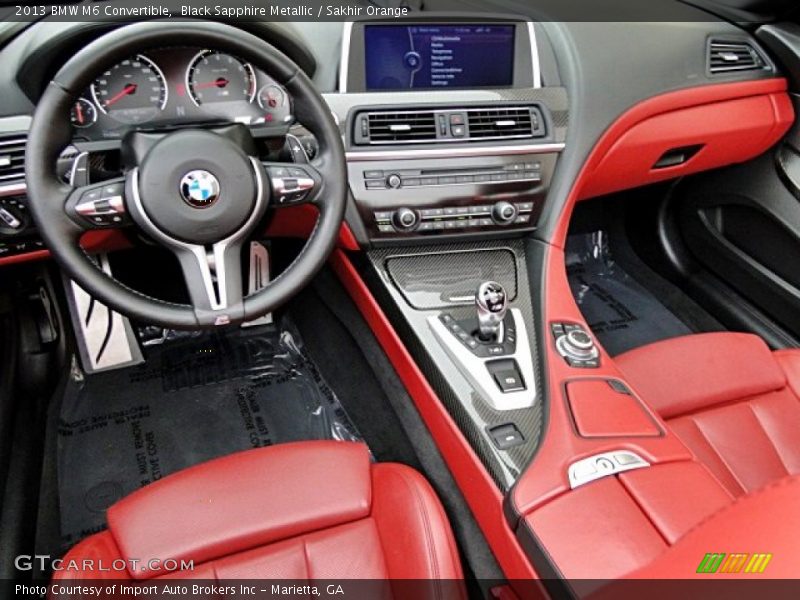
[105,83,137,107]
[194,78,229,90]
[75,102,84,125]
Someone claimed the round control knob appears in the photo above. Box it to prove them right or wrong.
[386,173,402,189]
[566,329,594,352]
[491,201,518,225]
[393,207,419,231]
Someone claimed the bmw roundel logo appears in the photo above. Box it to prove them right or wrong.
[180,170,220,208]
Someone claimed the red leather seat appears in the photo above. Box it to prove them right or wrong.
[54,441,465,590]
[617,332,800,497]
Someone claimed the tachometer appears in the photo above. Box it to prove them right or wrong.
[186,50,256,106]
[91,55,167,125]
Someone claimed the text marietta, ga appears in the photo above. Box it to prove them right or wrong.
[18,584,344,596]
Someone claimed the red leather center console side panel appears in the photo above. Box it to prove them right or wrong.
[107,441,372,578]
[566,379,662,438]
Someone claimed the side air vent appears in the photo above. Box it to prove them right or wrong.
[365,111,438,143]
[0,135,26,185]
[353,105,546,146]
[708,40,767,74]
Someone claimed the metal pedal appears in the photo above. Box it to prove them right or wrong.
[242,241,272,327]
[64,254,144,374]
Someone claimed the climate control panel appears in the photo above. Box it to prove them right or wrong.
[374,201,534,234]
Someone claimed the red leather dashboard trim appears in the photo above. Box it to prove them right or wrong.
[565,77,792,235]
[578,88,794,200]
[1,206,360,267]
[329,249,545,589]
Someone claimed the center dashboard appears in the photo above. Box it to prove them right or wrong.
[330,15,565,245]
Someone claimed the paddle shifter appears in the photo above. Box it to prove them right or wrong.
[476,281,508,341]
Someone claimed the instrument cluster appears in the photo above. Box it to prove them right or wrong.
[70,47,293,140]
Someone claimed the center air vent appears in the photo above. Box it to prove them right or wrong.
[467,107,540,139]
[353,105,546,146]
[365,111,438,143]
[0,135,26,185]
[708,40,767,74]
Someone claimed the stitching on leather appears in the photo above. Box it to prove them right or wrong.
[676,474,800,542]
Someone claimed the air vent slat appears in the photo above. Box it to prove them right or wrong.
[0,135,26,184]
[708,40,766,74]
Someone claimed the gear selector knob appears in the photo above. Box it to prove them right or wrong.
[476,281,508,341]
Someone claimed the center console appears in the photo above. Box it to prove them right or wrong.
[324,14,568,489]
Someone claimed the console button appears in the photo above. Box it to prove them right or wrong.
[363,170,383,179]
[493,367,525,393]
[488,423,525,451]
[386,173,402,189]
[451,125,466,137]
[392,208,419,231]
[492,201,518,225]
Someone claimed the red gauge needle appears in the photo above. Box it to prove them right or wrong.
[193,78,230,90]
[105,83,137,107]
[75,102,84,125]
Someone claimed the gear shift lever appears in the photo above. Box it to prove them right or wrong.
[476,281,508,341]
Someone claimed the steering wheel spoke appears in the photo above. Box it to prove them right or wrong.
[262,161,322,207]
[173,240,245,326]
[65,176,132,231]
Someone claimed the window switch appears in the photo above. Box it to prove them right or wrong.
[488,423,525,451]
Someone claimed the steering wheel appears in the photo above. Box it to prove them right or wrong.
[25,21,347,328]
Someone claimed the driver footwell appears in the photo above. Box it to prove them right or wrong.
[56,320,364,550]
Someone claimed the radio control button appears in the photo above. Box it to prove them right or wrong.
[393,208,419,231]
[386,173,402,189]
[492,201,518,225]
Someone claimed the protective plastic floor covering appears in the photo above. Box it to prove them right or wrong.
[567,232,692,356]
[57,321,363,550]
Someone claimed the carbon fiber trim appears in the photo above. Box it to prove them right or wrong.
[386,248,518,310]
[367,239,544,490]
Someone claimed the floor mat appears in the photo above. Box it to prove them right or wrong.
[57,320,363,550]
[567,232,692,356]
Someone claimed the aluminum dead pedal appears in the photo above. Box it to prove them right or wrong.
[64,254,144,374]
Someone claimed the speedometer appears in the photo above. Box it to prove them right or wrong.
[91,55,167,125]
[186,50,256,106]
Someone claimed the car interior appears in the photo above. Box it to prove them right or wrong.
[2,0,800,597]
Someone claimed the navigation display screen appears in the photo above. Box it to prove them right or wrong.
[364,24,515,90]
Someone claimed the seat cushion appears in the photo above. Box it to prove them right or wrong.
[54,441,464,588]
[617,333,800,497]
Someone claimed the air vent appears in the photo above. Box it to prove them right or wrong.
[365,111,438,144]
[467,107,541,139]
[353,105,547,146]
[0,135,26,185]
[708,40,766,74]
